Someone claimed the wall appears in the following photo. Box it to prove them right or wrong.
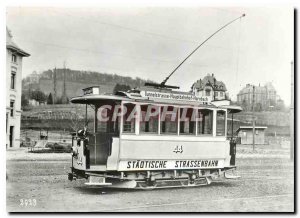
[6,49,23,148]
[238,129,265,145]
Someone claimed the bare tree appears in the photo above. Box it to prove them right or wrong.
[69,105,85,136]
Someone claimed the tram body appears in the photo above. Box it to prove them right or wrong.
[68,86,242,189]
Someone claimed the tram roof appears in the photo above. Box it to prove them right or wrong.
[70,93,216,108]
[70,86,242,110]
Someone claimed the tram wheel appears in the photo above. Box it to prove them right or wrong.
[180,180,195,187]
[137,182,157,190]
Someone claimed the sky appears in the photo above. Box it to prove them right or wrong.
[6,7,294,105]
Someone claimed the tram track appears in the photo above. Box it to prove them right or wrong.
[97,193,294,212]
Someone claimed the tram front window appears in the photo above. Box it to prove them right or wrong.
[161,106,178,135]
[198,109,213,135]
[179,108,196,135]
[140,105,159,134]
[216,110,226,136]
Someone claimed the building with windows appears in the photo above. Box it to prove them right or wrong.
[236,83,283,111]
[191,73,228,102]
[6,27,30,148]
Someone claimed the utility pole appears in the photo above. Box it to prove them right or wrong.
[62,61,67,104]
[290,61,294,161]
[252,85,255,151]
[53,67,57,105]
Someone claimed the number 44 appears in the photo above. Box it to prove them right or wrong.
[173,145,183,153]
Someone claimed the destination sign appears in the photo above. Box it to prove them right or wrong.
[118,159,224,171]
[140,91,209,103]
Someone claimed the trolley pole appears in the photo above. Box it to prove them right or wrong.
[252,85,255,151]
[290,61,294,161]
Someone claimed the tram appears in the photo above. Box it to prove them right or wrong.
[68,13,245,189]
[68,85,242,189]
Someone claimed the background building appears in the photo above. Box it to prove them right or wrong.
[236,126,267,145]
[191,73,228,101]
[237,83,284,111]
[6,27,30,148]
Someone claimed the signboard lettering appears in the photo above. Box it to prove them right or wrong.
[121,159,222,171]
[140,91,209,103]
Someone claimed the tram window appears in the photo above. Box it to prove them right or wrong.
[123,104,136,133]
[179,108,196,135]
[160,106,178,135]
[216,110,226,136]
[197,109,213,135]
[97,105,120,133]
[140,105,159,134]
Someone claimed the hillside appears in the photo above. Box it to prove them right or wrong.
[22,68,155,99]
[22,104,291,136]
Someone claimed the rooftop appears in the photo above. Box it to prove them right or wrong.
[192,73,227,92]
[6,27,30,57]
[236,126,268,132]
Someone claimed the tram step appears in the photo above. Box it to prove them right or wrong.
[84,182,112,186]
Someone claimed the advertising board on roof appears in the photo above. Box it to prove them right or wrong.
[140,90,210,103]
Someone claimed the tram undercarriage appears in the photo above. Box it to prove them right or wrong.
[68,167,240,189]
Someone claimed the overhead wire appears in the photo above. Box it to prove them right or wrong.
[44,7,237,52]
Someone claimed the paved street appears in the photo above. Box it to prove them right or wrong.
[6,148,294,212]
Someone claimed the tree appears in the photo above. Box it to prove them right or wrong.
[47,93,53,105]
[21,94,29,109]
[113,83,131,94]
[30,90,47,104]
[241,99,248,111]
[255,103,262,112]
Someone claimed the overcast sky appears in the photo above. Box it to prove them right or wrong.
[6,7,293,105]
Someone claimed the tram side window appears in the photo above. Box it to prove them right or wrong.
[197,109,213,135]
[179,108,196,135]
[97,105,120,134]
[140,105,159,134]
[161,106,178,135]
[123,103,136,133]
[216,110,226,136]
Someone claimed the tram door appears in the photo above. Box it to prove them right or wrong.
[89,133,111,165]
[89,105,119,166]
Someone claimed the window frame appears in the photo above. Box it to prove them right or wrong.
[197,108,214,136]
[160,105,179,135]
[11,71,16,90]
[216,109,227,136]
[121,103,136,134]
[119,101,228,138]
[11,54,17,63]
[10,100,15,117]
[205,89,211,97]
[179,107,197,136]
[139,104,160,135]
